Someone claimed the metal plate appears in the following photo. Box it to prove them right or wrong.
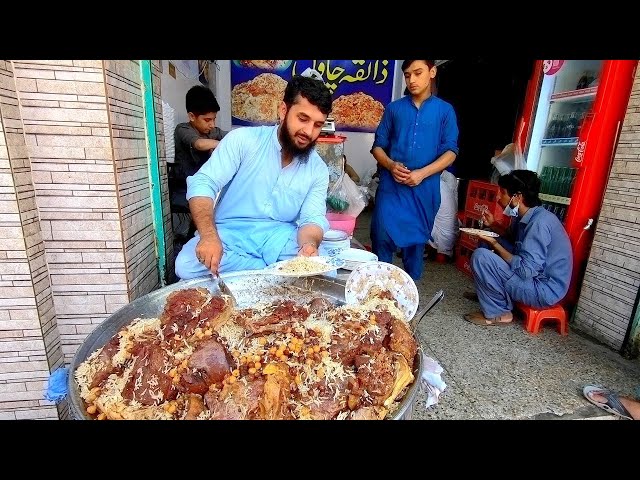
[345,262,419,321]
[67,272,423,420]
[264,256,346,277]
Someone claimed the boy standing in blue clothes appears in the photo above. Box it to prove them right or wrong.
[371,60,459,280]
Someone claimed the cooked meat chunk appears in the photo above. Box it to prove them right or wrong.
[198,296,231,331]
[205,377,266,420]
[122,343,176,406]
[178,338,231,395]
[350,406,387,420]
[353,348,396,407]
[388,318,417,365]
[236,300,309,335]
[183,394,205,420]
[89,335,122,389]
[308,297,334,315]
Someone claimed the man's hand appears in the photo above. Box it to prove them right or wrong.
[298,242,319,257]
[403,170,427,187]
[195,234,223,274]
[477,232,498,248]
[481,209,495,227]
[389,161,411,183]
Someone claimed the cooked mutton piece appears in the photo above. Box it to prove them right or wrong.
[199,296,232,332]
[183,394,206,420]
[308,297,334,315]
[178,337,232,395]
[236,300,309,335]
[328,312,389,366]
[306,394,347,420]
[387,318,418,366]
[349,406,387,420]
[88,335,123,389]
[205,377,267,420]
[352,348,397,407]
[160,288,208,343]
[160,289,231,344]
[258,362,294,420]
[122,342,177,406]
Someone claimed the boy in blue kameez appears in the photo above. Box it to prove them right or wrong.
[370,60,459,280]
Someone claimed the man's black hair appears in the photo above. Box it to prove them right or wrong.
[401,60,436,71]
[186,85,220,116]
[283,76,332,115]
[498,169,542,207]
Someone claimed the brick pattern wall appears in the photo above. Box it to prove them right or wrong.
[0,60,60,419]
[574,65,640,350]
[102,60,159,300]
[12,60,130,364]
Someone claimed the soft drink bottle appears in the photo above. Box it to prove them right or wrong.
[540,166,549,194]
[546,114,559,138]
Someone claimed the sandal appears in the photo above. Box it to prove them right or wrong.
[464,311,513,326]
[583,385,634,420]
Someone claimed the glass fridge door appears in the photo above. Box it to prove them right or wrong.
[526,60,602,224]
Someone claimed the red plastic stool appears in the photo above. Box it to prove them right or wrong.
[514,302,568,336]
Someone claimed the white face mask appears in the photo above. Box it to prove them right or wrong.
[503,195,519,217]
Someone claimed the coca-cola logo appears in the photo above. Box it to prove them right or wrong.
[543,60,564,75]
[575,140,587,163]
[473,203,486,213]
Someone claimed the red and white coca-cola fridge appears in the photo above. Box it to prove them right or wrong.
[514,59,637,307]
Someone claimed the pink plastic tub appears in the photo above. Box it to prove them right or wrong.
[326,213,356,236]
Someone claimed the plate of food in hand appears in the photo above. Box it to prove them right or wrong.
[459,228,499,238]
[265,256,346,277]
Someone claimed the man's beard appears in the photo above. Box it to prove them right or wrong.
[278,116,316,164]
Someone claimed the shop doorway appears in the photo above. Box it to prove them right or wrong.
[435,58,533,205]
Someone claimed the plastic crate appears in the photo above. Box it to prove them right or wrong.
[455,239,476,278]
[464,180,511,229]
[459,212,483,248]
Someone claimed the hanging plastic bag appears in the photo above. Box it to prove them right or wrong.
[428,170,459,256]
[326,156,367,217]
[360,166,379,200]
[489,142,526,184]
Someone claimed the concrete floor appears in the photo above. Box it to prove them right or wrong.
[352,209,640,420]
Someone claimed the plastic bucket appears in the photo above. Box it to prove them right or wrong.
[326,213,356,236]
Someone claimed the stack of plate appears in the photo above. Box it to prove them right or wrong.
[336,248,378,271]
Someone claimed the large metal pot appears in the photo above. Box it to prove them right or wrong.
[68,273,423,420]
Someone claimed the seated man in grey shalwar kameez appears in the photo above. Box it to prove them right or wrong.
[464,170,573,326]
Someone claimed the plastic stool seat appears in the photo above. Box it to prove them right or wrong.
[514,302,568,335]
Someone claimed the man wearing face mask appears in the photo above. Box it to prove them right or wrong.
[463,170,573,326]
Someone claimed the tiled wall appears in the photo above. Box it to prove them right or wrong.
[0,59,173,419]
[574,65,640,350]
[0,60,61,419]
[12,60,131,365]
[102,60,158,300]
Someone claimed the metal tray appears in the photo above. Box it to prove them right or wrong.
[67,273,423,420]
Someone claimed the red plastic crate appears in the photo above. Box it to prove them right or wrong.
[464,180,511,229]
[455,239,476,278]
[459,211,483,248]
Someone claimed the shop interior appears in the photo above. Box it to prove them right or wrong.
[435,57,534,201]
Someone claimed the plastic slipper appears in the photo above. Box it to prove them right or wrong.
[583,385,634,420]
[464,312,512,327]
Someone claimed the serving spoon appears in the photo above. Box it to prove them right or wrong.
[409,289,445,333]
